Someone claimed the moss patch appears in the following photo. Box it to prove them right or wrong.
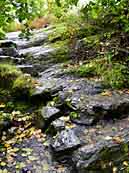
[0,63,36,96]
[12,74,35,97]
[0,64,22,89]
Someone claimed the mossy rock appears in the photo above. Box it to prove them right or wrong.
[12,74,35,98]
[0,63,22,89]
[0,63,36,100]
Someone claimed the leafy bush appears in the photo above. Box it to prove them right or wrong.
[102,63,129,89]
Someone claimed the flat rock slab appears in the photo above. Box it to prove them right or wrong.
[70,92,129,125]
[41,106,60,121]
[0,56,24,64]
[16,64,39,76]
[19,45,55,58]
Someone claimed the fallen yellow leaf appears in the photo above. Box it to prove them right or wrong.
[123,161,128,166]
[101,91,112,96]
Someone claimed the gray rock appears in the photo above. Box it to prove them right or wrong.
[31,79,62,103]
[34,106,60,130]
[41,106,60,122]
[6,29,48,49]
[0,56,24,64]
[51,129,81,154]
[73,131,129,173]
[52,118,65,131]
[0,120,11,136]
[19,45,55,58]
[16,64,38,76]
[1,47,18,57]
[70,92,129,125]
[0,40,18,57]
[0,40,17,48]
[38,65,129,125]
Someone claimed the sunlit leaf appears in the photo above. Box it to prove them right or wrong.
[0,162,6,166]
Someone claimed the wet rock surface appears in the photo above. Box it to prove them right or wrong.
[1,28,129,172]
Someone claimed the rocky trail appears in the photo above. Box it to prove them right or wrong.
[1,28,129,173]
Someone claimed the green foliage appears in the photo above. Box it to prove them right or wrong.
[0,0,45,38]
[50,40,69,62]
[0,64,21,77]
[0,63,35,98]
[73,63,96,77]
[102,63,129,89]
[48,8,83,42]
[70,111,79,119]
[82,0,129,33]
[0,64,22,88]
[49,23,68,42]
[68,58,129,89]
[0,112,11,121]
[12,74,35,96]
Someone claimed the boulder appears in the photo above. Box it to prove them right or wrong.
[52,118,65,132]
[0,40,18,57]
[51,129,81,155]
[34,106,60,130]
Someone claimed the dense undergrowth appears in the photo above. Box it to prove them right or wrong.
[47,0,129,89]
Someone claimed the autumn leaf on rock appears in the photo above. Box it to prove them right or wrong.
[112,136,123,144]
[101,91,112,96]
